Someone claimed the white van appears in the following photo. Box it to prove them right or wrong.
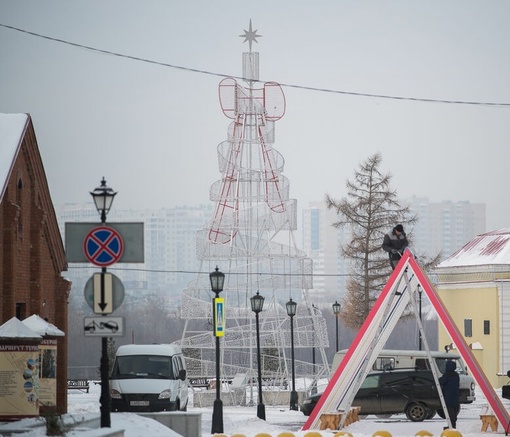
[110,344,188,412]
[332,349,475,404]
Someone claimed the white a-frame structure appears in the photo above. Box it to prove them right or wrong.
[303,250,510,431]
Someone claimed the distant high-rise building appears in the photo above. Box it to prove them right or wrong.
[302,198,486,301]
[302,201,349,304]
[58,196,485,304]
[406,196,486,259]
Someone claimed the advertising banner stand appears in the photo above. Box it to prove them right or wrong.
[22,315,64,414]
[0,317,43,420]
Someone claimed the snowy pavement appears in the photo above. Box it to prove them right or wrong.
[1,383,509,436]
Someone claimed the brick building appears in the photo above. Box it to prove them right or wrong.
[0,113,70,413]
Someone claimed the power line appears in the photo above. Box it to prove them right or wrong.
[67,264,353,277]
[2,22,510,107]
[66,264,472,280]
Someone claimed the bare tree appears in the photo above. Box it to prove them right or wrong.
[325,153,416,329]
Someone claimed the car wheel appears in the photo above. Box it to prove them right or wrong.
[405,402,428,422]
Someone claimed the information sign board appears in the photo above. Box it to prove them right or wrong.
[214,297,225,337]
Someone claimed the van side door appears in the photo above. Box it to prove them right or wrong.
[409,372,442,411]
[377,372,412,414]
[354,374,382,414]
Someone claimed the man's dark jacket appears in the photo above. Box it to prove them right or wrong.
[438,360,460,406]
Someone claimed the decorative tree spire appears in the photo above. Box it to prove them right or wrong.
[239,19,262,52]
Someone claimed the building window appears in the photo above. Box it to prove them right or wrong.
[464,318,473,337]
[16,302,26,320]
[484,320,490,335]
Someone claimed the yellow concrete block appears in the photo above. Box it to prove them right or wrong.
[254,433,273,437]
[277,432,296,437]
[231,434,248,437]
[373,431,393,437]
[333,432,354,437]
[440,430,462,437]
[303,432,323,437]
[415,431,434,437]
[319,412,343,430]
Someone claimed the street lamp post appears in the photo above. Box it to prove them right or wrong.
[210,266,225,434]
[90,177,117,428]
[286,298,298,411]
[311,304,317,395]
[250,291,266,420]
[332,301,341,352]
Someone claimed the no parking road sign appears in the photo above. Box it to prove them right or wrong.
[65,222,144,263]
[83,226,124,267]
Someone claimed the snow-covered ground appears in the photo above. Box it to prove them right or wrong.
[1,383,509,436]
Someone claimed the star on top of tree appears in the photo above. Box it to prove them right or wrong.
[239,19,262,52]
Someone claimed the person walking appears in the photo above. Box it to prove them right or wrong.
[439,359,460,429]
[382,224,409,270]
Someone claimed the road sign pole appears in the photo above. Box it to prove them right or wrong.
[89,178,117,429]
[99,266,111,428]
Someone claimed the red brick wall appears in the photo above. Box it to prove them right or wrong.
[0,115,70,414]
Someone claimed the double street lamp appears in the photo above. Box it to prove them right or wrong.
[210,267,225,434]
[332,301,341,352]
[90,177,117,428]
[250,291,266,420]
[286,298,298,411]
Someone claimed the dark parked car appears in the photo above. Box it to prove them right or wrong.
[301,369,455,422]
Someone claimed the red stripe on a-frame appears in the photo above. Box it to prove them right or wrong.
[302,251,413,430]
[408,255,510,430]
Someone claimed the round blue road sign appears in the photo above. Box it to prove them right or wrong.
[83,226,124,266]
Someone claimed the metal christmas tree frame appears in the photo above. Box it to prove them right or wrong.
[178,21,330,400]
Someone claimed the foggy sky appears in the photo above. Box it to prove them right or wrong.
[1,1,509,231]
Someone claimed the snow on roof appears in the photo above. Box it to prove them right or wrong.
[439,228,510,268]
[0,113,28,200]
[0,317,42,339]
[22,314,65,337]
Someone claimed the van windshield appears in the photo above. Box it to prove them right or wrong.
[414,357,467,375]
[111,355,174,379]
[435,358,467,375]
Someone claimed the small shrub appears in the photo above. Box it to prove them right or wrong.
[42,413,70,436]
